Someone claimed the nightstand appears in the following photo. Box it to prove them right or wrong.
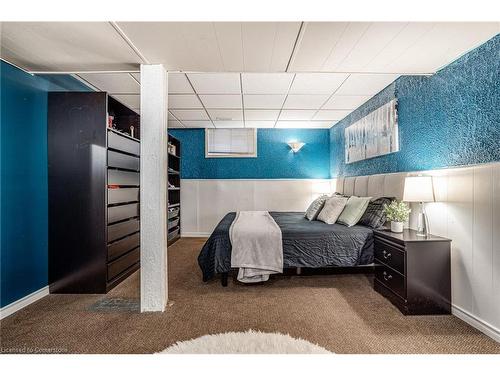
[373,229,451,315]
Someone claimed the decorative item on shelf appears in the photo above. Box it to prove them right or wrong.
[167,142,177,155]
[403,175,435,237]
[130,125,135,138]
[287,141,305,153]
[383,200,411,233]
[107,115,114,128]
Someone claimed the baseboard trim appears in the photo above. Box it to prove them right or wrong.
[452,304,500,343]
[0,286,49,320]
[181,232,211,238]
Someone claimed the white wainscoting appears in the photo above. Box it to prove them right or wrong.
[335,162,500,343]
[180,163,499,342]
[408,163,500,342]
[180,179,334,236]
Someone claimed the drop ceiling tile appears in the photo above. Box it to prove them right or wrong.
[336,74,400,96]
[279,110,316,121]
[241,73,294,94]
[283,94,330,109]
[241,23,301,71]
[322,95,371,110]
[243,95,286,109]
[181,120,214,128]
[244,110,280,121]
[244,121,276,128]
[187,73,241,94]
[79,73,140,94]
[289,73,349,94]
[313,110,351,121]
[168,120,184,128]
[168,73,194,94]
[131,73,141,83]
[288,22,349,71]
[199,95,242,109]
[117,22,223,71]
[208,109,243,121]
[213,23,244,71]
[364,23,435,73]
[0,22,142,72]
[111,95,140,110]
[170,109,209,121]
[336,23,408,72]
[169,94,203,109]
[214,121,244,128]
[321,23,372,71]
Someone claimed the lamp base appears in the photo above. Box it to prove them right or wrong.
[416,202,429,237]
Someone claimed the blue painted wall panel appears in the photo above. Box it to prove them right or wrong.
[330,34,500,177]
[1,61,90,307]
[169,128,331,179]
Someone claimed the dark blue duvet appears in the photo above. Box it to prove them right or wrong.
[198,212,374,281]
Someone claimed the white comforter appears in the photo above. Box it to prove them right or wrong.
[229,211,283,283]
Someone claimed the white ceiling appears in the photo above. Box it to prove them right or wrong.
[77,71,402,128]
[1,22,498,128]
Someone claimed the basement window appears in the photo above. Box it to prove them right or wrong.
[205,128,257,158]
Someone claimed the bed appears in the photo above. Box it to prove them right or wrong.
[198,211,374,285]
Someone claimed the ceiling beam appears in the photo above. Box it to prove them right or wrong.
[109,21,150,64]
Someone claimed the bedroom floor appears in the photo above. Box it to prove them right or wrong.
[1,238,499,354]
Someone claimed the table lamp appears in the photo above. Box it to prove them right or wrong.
[403,175,435,237]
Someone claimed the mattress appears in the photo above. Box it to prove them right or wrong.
[198,212,374,281]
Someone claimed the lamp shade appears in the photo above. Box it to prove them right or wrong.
[287,141,305,153]
[403,176,435,202]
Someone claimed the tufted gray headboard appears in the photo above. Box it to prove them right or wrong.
[334,172,407,200]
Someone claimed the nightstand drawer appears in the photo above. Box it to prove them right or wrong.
[374,239,405,275]
[375,265,405,299]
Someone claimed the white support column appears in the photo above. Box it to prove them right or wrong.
[140,64,168,312]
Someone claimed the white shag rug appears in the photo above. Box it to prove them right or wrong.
[161,330,332,354]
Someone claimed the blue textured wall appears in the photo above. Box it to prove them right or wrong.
[169,128,331,179]
[1,61,91,307]
[330,34,500,177]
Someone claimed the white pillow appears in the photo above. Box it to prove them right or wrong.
[317,196,349,224]
[304,195,328,221]
[337,196,372,227]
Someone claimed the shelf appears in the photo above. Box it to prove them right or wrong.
[168,203,180,209]
[168,152,180,159]
[168,169,179,175]
[107,127,140,143]
[168,187,180,191]
[168,225,179,233]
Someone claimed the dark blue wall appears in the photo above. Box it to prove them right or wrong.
[169,128,331,179]
[1,61,90,307]
[330,34,500,177]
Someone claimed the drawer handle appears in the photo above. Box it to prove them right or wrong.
[382,250,392,259]
[383,271,392,281]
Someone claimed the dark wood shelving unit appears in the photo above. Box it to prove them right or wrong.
[167,134,181,245]
[48,92,140,294]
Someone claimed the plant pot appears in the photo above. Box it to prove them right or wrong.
[391,221,404,233]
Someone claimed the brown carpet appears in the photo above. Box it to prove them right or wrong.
[1,237,499,354]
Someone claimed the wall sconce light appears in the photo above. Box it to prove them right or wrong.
[287,141,305,153]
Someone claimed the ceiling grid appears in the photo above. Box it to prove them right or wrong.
[3,22,497,128]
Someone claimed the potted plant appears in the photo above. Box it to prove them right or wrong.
[383,200,411,233]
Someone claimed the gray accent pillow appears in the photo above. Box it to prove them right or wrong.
[304,195,328,221]
[337,196,372,227]
[358,197,394,228]
[317,196,349,224]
